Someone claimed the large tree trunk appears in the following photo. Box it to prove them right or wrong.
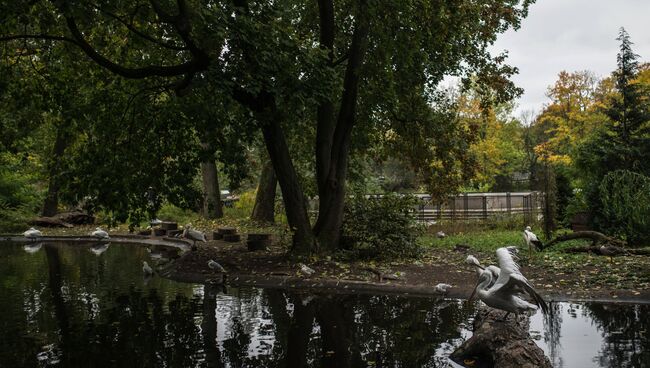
[200,141,223,219]
[251,157,277,223]
[313,0,370,251]
[255,98,315,254]
[42,125,69,216]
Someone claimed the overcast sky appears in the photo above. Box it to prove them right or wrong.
[490,0,650,118]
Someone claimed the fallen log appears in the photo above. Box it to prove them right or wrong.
[564,245,650,256]
[543,231,625,250]
[450,307,551,368]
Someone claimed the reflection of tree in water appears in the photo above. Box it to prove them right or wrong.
[543,302,564,368]
[584,303,650,367]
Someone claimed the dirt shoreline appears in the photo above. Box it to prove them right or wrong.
[4,234,650,304]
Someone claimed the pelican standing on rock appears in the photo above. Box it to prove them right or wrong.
[183,224,207,249]
[23,227,42,240]
[91,227,110,239]
[469,247,548,320]
[466,254,501,288]
[523,226,543,253]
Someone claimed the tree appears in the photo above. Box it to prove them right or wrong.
[1,0,534,253]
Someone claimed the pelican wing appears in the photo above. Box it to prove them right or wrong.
[493,247,547,314]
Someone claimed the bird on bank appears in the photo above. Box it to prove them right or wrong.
[91,227,110,240]
[469,247,548,320]
[142,261,154,276]
[208,259,227,273]
[23,227,42,240]
[435,283,452,295]
[183,224,207,249]
[523,226,543,253]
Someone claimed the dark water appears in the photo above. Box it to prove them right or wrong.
[0,242,648,368]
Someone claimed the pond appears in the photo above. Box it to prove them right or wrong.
[1,242,648,367]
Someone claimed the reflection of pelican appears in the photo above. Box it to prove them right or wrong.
[469,247,548,320]
[23,227,42,240]
[183,224,206,249]
[90,242,110,256]
[143,261,154,276]
[91,227,110,240]
[147,247,163,260]
[23,242,43,254]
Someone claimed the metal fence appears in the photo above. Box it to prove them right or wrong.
[412,192,543,223]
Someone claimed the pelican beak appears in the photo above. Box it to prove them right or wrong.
[468,280,481,302]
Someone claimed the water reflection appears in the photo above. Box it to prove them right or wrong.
[1,242,649,367]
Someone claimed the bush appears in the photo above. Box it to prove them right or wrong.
[341,193,423,259]
[598,170,650,244]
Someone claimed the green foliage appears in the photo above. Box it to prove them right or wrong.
[341,194,423,259]
[0,154,43,232]
[598,170,650,244]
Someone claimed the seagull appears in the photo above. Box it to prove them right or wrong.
[23,242,43,254]
[523,226,543,253]
[469,247,548,320]
[23,227,42,240]
[142,261,154,276]
[183,224,207,249]
[208,259,227,273]
[90,242,110,256]
[435,283,452,294]
[91,227,110,240]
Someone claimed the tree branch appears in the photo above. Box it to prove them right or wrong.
[0,34,80,45]
[93,5,188,51]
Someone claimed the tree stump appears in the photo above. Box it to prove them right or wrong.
[247,233,272,251]
[212,231,223,240]
[223,233,241,242]
[138,229,152,236]
[217,227,237,235]
[450,307,551,368]
[160,222,178,231]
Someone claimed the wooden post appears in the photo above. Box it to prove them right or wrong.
[482,195,488,219]
[506,192,512,215]
[450,196,456,223]
[463,193,469,220]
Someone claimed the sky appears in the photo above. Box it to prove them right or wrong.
[489,0,650,118]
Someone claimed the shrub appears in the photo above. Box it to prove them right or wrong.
[341,193,423,259]
[598,170,650,244]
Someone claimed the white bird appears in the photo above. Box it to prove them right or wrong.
[523,226,543,253]
[298,263,315,277]
[142,261,154,276]
[435,283,452,294]
[91,227,110,240]
[23,227,42,240]
[183,224,207,249]
[90,242,110,256]
[436,231,446,239]
[208,259,226,273]
[469,247,548,320]
[23,242,43,254]
[150,218,163,226]
[465,254,501,288]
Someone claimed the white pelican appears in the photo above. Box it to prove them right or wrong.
[23,242,43,254]
[23,227,42,240]
[208,259,226,273]
[183,224,206,249]
[523,226,543,253]
[142,261,154,276]
[466,254,501,288]
[469,247,548,320]
[91,227,110,240]
[90,242,110,256]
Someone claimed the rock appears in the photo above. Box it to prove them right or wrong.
[450,307,551,368]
